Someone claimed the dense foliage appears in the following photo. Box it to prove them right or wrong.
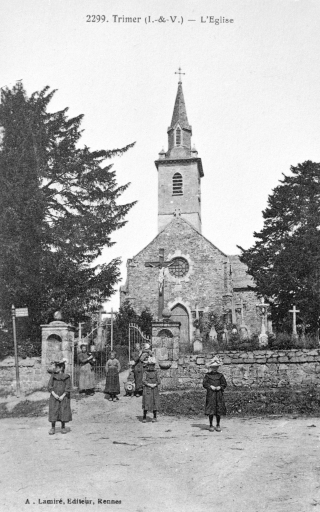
[239,161,320,332]
[0,82,136,356]
[112,300,153,346]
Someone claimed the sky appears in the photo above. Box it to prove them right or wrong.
[2,0,320,313]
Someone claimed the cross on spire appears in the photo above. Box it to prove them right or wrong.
[175,67,185,83]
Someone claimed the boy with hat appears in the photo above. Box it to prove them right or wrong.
[48,359,72,435]
[203,356,227,432]
[142,357,161,423]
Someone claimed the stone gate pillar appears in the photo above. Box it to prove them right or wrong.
[152,320,180,369]
[41,313,75,381]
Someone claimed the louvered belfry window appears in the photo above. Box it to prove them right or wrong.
[176,127,182,145]
[172,172,183,195]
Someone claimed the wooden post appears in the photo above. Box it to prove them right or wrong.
[111,308,114,351]
[71,337,74,388]
[11,305,21,397]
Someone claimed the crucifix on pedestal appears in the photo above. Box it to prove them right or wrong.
[236,298,249,340]
[145,248,172,319]
[256,298,270,346]
[289,305,300,336]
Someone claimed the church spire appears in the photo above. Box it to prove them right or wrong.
[167,71,192,158]
[169,81,191,131]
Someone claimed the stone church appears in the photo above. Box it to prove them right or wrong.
[120,80,261,347]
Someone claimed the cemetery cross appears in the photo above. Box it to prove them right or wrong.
[289,305,300,336]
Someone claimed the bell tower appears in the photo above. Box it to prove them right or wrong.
[155,71,204,233]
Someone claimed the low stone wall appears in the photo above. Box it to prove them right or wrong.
[0,357,45,395]
[159,349,320,390]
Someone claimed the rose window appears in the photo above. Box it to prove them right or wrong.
[168,257,189,278]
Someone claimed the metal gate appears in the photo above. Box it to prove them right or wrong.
[73,314,114,389]
[73,320,151,389]
[128,323,151,361]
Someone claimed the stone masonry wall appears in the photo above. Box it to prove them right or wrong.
[159,349,320,390]
[0,357,45,395]
[121,216,226,320]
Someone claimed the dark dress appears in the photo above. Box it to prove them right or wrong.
[203,371,227,416]
[104,359,121,395]
[134,350,152,394]
[78,352,95,391]
[133,357,144,394]
[142,369,161,411]
[48,373,72,422]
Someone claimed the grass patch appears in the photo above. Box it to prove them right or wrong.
[0,399,48,419]
[160,387,320,417]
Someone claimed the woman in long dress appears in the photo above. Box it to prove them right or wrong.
[78,344,95,395]
[133,343,152,397]
[104,351,121,401]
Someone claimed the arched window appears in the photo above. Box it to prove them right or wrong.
[172,172,183,195]
[47,334,62,343]
[158,329,173,338]
[175,127,182,145]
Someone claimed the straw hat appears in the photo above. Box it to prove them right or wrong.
[54,357,68,366]
[208,356,222,367]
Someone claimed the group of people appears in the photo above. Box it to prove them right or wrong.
[47,344,227,434]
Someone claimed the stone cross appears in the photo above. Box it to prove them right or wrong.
[145,248,172,319]
[289,305,300,336]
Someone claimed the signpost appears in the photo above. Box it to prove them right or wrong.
[11,305,29,397]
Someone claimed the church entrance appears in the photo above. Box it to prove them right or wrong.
[170,304,190,350]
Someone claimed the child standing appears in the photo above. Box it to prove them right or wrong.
[133,343,153,397]
[105,351,121,401]
[142,357,161,423]
[202,356,227,432]
[48,359,72,435]
[124,361,136,397]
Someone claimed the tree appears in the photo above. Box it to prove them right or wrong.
[112,300,153,346]
[239,161,320,332]
[0,82,136,353]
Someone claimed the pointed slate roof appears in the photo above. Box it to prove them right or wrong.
[169,82,191,131]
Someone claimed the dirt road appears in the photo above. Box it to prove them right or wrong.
[1,372,320,512]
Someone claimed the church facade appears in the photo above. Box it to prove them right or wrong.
[120,80,261,347]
